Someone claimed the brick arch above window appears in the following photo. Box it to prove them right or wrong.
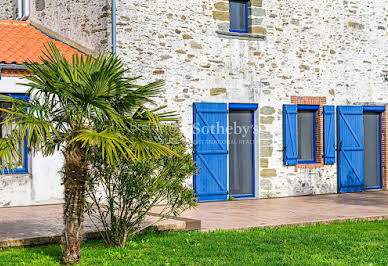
[212,0,266,40]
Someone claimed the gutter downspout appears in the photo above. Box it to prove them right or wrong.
[21,0,30,21]
[112,0,117,55]
[16,0,23,20]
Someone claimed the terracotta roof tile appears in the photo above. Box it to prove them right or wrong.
[0,20,84,65]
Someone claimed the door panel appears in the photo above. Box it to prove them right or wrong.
[337,106,364,193]
[229,110,254,197]
[363,112,382,189]
[193,103,228,202]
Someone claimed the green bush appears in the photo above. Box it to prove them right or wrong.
[86,124,197,247]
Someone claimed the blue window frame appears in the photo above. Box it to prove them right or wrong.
[0,93,29,174]
[229,0,249,33]
[297,105,318,164]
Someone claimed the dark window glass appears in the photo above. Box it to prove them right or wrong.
[229,110,254,196]
[363,112,382,188]
[297,110,315,162]
[229,0,248,32]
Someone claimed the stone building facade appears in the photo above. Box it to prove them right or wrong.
[114,0,388,199]
[0,0,387,206]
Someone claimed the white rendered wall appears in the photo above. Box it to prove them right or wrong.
[0,76,64,206]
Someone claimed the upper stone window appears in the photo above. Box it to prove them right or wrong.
[213,0,266,40]
[229,0,249,33]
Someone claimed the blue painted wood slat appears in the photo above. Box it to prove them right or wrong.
[193,103,228,202]
[283,104,297,165]
[337,106,364,193]
[323,105,336,164]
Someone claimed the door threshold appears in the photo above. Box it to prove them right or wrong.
[230,195,255,200]
[364,188,383,191]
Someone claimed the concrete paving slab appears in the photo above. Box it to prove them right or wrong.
[0,204,200,248]
[1,191,387,247]
[177,191,388,231]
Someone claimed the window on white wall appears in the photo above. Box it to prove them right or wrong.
[0,94,29,174]
[297,108,317,164]
[229,0,249,33]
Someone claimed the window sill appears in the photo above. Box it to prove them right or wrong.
[216,31,266,41]
[0,172,30,176]
[295,163,324,171]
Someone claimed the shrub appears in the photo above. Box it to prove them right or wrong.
[86,124,197,247]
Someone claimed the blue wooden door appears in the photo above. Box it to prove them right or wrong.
[193,103,228,201]
[337,106,364,192]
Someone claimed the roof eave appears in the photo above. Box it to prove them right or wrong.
[0,63,28,80]
[0,63,27,70]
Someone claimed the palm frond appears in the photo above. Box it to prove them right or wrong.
[0,137,20,172]
[132,106,179,124]
[129,138,179,160]
[0,96,59,154]
[69,129,135,164]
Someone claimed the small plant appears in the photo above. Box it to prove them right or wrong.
[86,124,197,248]
[228,196,236,201]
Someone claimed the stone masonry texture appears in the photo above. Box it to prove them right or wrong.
[115,0,388,198]
[0,0,17,20]
[0,0,387,203]
[29,0,110,53]
[0,0,110,53]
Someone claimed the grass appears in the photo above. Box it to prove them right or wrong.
[0,221,387,265]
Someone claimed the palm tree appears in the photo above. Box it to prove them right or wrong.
[0,43,176,264]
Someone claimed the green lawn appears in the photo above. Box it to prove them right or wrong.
[0,221,387,265]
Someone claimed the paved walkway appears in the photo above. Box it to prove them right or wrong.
[178,191,388,231]
[1,191,387,247]
[0,204,200,248]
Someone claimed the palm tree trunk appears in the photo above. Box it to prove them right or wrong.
[62,145,88,265]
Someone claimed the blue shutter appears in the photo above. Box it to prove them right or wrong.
[283,104,297,165]
[193,103,228,202]
[323,105,336,164]
[337,106,364,193]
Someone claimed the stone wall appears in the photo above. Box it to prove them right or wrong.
[0,0,110,54]
[2,0,386,203]
[29,0,110,54]
[115,0,388,198]
[256,0,387,197]
[0,0,17,20]
[213,0,266,36]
